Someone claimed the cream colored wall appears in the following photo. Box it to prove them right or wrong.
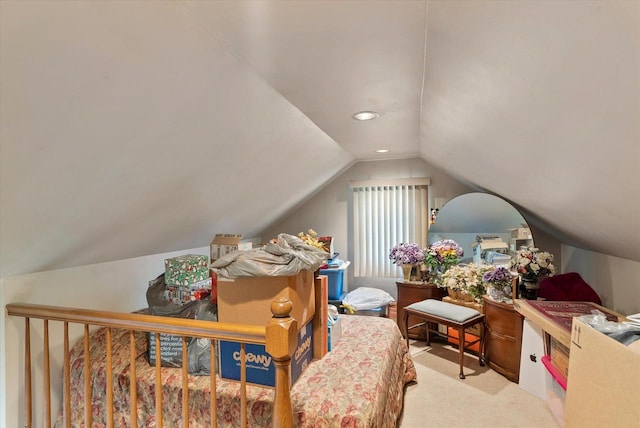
[261,158,475,299]
[0,246,208,428]
[562,245,640,316]
[260,158,640,317]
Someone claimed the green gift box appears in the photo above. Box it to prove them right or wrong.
[164,254,209,286]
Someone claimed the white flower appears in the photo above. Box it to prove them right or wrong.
[518,257,531,266]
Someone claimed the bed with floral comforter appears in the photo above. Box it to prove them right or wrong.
[55,315,416,427]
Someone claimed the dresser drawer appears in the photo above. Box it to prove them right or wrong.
[486,312,517,337]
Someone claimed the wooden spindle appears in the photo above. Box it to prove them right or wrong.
[106,327,113,428]
[240,343,247,428]
[64,322,70,428]
[82,324,93,427]
[129,330,138,428]
[24,318,32,428]
[155,332,163,428]
[182,336,189,427]
[210,339,218,428]
[43,320,51,427]
[265,298,296,428]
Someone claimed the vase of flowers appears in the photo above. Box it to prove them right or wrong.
[482,266,515,302]
[424,239,464,284]
[441,263,490,303]
[389,243,425,282]
[511,247,556,299]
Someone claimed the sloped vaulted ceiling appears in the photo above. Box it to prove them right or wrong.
[0,0,353,278]
[1,0,639,279]
[419,1,640,261]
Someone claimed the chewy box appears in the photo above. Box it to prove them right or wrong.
[219,320,313,387]
[319,268,345,300]
[217,269,315,328]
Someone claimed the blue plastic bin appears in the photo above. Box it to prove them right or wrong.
[320,268,344,300]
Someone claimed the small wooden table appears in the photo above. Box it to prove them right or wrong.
[396,281,446,339]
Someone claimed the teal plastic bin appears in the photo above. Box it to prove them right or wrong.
[320,268,344,300]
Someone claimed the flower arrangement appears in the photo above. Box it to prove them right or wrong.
[441,263,491,302]
[424,239,464,271]
[388,243,425,265]
[511,247,556,282]
[297,229,325,250]
[482,266,514,301]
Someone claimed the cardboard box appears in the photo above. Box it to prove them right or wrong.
[164,254,209,286]
[564,318,640,427]
[549,336,570,378]
[219,320,313,387]
[509,227,532,240]
[217,269,315,328]
[210,233,243,261]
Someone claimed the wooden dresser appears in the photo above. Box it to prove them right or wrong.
[484,297,524,383]
[396,282,446,339]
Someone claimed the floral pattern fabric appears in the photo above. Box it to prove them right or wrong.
[55,315,416,427]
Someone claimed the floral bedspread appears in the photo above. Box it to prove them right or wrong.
[54,315,416,427]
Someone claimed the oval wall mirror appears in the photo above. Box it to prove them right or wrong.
[428,192,533,265]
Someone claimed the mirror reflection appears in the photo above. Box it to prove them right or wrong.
[428,193,533,266]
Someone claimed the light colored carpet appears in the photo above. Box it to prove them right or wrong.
[399,340,562,428]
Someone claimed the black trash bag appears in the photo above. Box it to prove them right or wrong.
[146,273,218,375]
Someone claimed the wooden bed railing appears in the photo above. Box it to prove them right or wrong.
[6,297,297,428]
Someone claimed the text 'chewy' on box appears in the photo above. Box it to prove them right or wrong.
[218,320,313,387]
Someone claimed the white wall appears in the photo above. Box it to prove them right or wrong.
[562,245,640,316]
[261,158,475,299]
[0,245,208,428]
[260,158,640,318]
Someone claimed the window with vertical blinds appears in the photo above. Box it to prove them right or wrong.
[351,178,430,278]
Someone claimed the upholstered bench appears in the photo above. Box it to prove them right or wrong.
[403,299,485,379]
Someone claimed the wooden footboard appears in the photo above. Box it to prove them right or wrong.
[6,297,297,428]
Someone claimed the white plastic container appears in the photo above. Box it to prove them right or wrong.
[541,355,567,426]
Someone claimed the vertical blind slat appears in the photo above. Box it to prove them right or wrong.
[353,184,428,277]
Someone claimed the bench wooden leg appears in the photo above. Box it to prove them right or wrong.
[479,322,486,366]
[458,326,466,379]
[425,322,431,346]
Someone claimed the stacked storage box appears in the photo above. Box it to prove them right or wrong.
[163,254,212,304]
[541,355,567,426]
[148,254,213,370]
[319,260,350,300]
[216,269,315,387]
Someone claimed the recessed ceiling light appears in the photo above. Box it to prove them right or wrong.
[353,111,379,121]
[376,149,390,153]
